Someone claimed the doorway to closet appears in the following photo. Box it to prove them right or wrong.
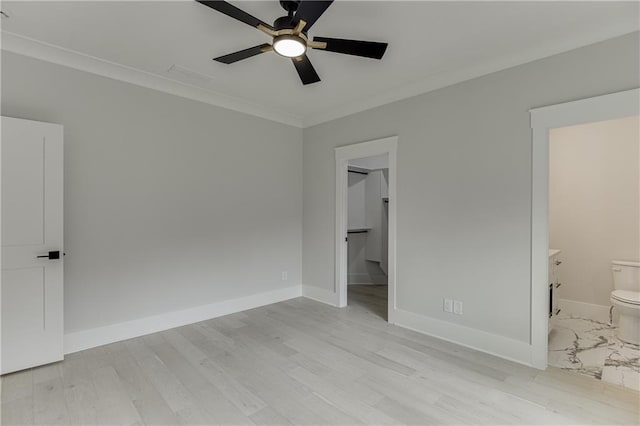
[334,136,397,323]
[347,154,389,320]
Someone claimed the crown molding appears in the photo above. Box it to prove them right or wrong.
[1,31,303,128]
[2,27,638,130]
[302,28,640,128]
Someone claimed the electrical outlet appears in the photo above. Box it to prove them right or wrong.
[443,298,453,313]
[281,271,288,281]
[453,300,463,315]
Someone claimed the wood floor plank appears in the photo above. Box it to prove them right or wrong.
[129,392,179,426]
[150,340,254,424]
[297,393,364,425]
[80,346,112,372]
[204,343,329,424]
[248,406,292,425]
[32,363,62,385]
[166,328,279,419]
[1,369,33,403]
[60,354,99,425]
[123,339,211,424]
[108,345,179,425]
[373,396,448,426]
[91,365,143,425]
[180,383,254,425]
[33,378,69,425]
[286,366,397,424]
[1,396,34,426]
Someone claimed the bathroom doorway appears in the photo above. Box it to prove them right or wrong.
[334,137,397,322]
[547,115,639,390]
[530,88,639,378]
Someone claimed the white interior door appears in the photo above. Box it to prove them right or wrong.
[1,116,64,375]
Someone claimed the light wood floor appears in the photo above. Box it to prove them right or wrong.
[2,294,638,425]
[348,284,388,321]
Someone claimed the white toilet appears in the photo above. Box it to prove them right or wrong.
[610,260,640,345]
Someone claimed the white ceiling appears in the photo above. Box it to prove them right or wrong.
[2,1,638,127]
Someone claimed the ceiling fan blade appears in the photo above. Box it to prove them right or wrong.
[196,0,274,30]
[313,37,388,60]
[214,44,272,64]
[294,0,333,31]
[292,54,321,85]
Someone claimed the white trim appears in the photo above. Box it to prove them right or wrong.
[302,285,339,307]
[530,89,640,129]
[64,285,302,354]
[1,31,303,128]
[303,29,640,128]
[529,88,640,369]
[4,24,637,130]
[558,299,611,324]
[335,137,398,321]
[393,309,533,367]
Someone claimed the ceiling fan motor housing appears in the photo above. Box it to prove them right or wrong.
[273,15,299,32]
[279,0,301,14]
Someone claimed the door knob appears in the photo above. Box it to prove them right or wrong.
[37,250,61,260]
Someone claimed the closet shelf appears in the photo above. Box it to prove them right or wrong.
[348,228,371,234]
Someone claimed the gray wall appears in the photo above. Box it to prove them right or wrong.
[303,33,640,343]
[1,52,303,334]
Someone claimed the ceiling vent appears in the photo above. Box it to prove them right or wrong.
[166,65,213,87]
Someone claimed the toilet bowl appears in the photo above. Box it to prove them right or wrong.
[611,260,640,345]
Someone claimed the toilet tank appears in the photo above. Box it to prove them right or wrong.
[612,260,640,291]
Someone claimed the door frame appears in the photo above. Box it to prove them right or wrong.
[335,136,398,321]
[529,88,639,369]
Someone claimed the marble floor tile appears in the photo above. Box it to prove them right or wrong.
[548,314,640,390]
[602,366,640,391]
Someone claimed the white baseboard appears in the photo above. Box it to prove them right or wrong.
[302,285,339,306]
[370,274,388,285]
[348,273,373,285]
[392,308,533,367]
[348,273,388,285]
[64,285,302,354]
[558,299,611,323]
[64,283,534,368]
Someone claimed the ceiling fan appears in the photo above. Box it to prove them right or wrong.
[196,0,388,85]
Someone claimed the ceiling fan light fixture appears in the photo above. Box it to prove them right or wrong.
[273,35,307,58]
[199,0,389,85]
